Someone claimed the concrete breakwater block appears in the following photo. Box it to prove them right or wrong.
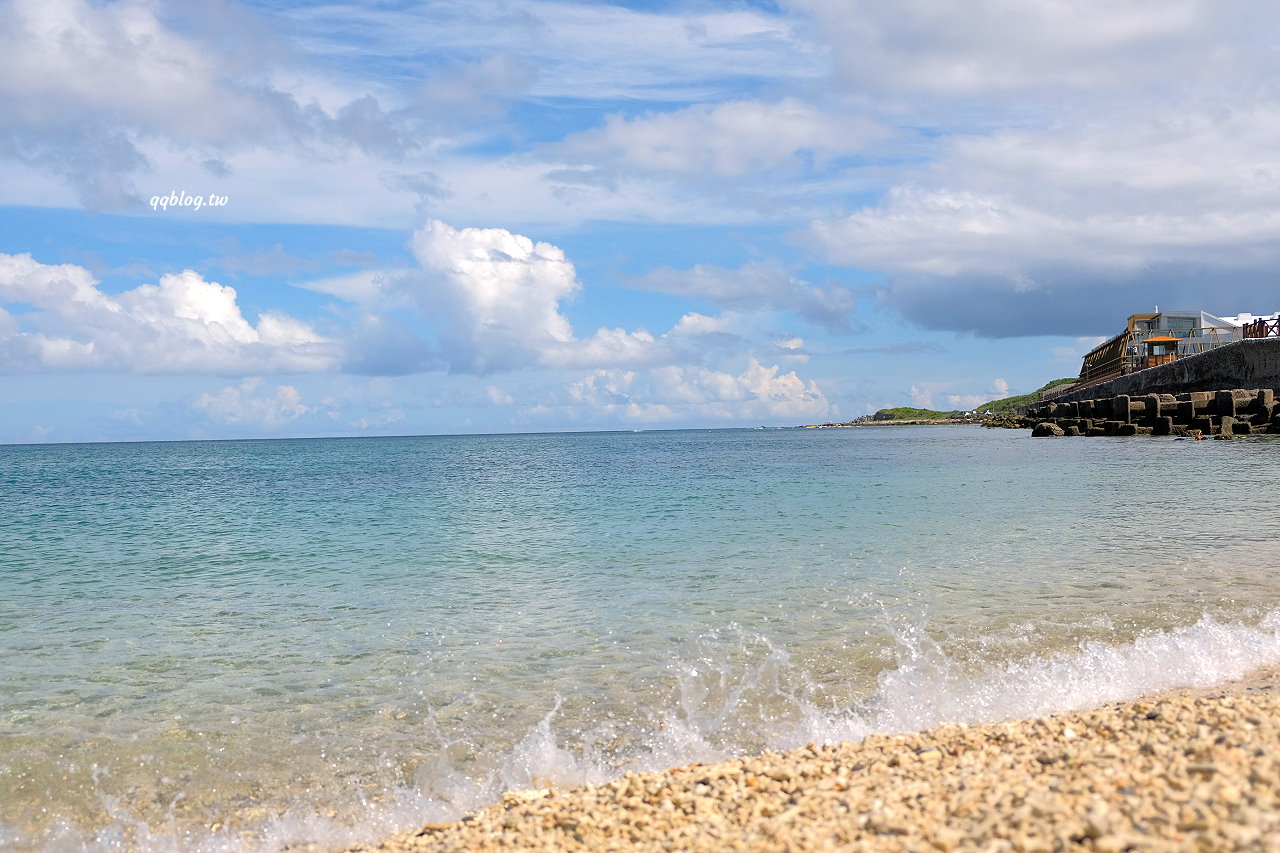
[1022,386,1280,437]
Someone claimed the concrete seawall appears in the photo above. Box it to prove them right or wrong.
[1016,338,1280,437]
[1055,338,1280,402]
[1024,387,1280,436]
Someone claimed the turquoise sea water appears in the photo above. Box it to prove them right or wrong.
[3,426,1280,851]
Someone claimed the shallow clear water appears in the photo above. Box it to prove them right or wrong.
[2,427,1280,851]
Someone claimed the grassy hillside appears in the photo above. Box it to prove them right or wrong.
[866,378,1079,422]
[978,378,1077,413]
[872,407,960,420]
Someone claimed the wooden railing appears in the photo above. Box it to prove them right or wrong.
[1243,318,1280,338]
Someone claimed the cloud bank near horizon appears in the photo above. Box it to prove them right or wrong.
[0,216,836,428]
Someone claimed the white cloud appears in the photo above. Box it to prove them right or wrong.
[407,219,579,373]
[670,312,733,337]
[284,1,819,103]
[392,220,716,372]
[804,97,1280,336]
[1051,337,1109,362]
[414,53,537,124]
[0,0,409,208]
[564,358,834,423]
[544,327,662,370]
[908,384,934,409]
[193,378,311,427]
[349,407,407,430]
[770,336,810,364]
[0,253,336,373]
[290,221,859,419]
[943,395,983,410]
[913,377,1011,411]
[735,359,833,419]
[485,385,515,406]
[630,259,856,331]
[554,99,888,177]
[786,0,1231,99]
[812,100,1280,276]
[0,0,841,228]
[771,0,1280,338]
[332,221,857,377]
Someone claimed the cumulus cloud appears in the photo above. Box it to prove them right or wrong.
[357,220,663,372]
[945,378,1010,410]
[406,219,581,372]
[908,384,936,409]
[909,377,1010,411]
[194,378,311,426]
[486,385,515,406]
[0,253,336,373]
[770,336,810,363]
[565,358,834,423]
[2,216,840,427]
[301,221,822,377]
[300,217,841,422]
[329,221,861,375]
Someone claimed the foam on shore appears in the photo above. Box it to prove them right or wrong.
[15,613,1280,852]
[350,667,1280,852]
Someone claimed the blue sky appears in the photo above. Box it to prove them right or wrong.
[2,0,1278,442]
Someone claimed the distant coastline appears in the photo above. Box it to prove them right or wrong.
[801,378,1080,430]
[801,417,981,428]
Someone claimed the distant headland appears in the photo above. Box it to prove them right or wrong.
[800,378,1076,429]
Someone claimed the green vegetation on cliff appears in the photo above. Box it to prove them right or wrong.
[872,407,959,420]
[866,378,1078,422]
[978,378,1077,413]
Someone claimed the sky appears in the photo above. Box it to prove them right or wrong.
[2,0,1278,443]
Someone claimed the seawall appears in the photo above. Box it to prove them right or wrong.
[1015,338,1280,437]
[1055,338,1280,402]
[1024,387,1280,436]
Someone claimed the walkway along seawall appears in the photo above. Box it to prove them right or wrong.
[1021,338,1280,437]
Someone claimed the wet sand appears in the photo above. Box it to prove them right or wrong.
[345,666,1280,852]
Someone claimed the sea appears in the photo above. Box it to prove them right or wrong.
[3,425,1280,851]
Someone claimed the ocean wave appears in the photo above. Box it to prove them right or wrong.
[21,608,1280,853]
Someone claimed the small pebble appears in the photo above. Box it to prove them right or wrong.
[347,668,1280,853]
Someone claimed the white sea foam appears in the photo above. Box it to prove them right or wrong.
[808,608,1280,743]
[433,609,1280,804]
[35,608,1280,853]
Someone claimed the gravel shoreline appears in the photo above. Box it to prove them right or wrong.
[348,668,1280,852]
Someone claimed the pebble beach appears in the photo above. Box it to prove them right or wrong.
[349,669,1280,853]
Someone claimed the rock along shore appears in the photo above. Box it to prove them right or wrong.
[347,669,1280,853]
[1021,387,1280,437]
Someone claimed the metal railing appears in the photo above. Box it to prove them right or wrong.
[1124,327,1240,372]
[1077,326,1244,392]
